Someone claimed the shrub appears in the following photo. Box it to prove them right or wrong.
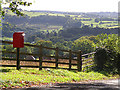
[93,34,120,74]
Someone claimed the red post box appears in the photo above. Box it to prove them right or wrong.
[13,32,25,48]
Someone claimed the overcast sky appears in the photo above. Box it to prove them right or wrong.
[3,0,120,12]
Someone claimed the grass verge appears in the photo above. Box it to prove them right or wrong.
[0,67,118,89]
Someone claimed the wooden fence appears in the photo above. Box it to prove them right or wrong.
[0,40,95,71]
[1,40,82,71]
[82,52,96,71]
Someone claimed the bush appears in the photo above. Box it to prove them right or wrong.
[94,48,109,70]
[93,34,120,74]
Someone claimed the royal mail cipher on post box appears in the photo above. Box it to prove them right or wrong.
[13,32,25,48]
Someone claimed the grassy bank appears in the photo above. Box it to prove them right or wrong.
[0,67,118,88]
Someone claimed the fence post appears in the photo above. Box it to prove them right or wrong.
[39,45,43,70]
[69,50,72,71]
[77,50,82,71]
[16,48,20,70]
[55,47,59,69]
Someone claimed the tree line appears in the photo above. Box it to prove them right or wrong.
[2,33,119,74]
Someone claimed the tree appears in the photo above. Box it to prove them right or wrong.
[1,0,32,16]
[63,18,82,29]
[33,40,53,56]
[91,24,93,27]
[72,38,95,54]
[2,44,16,57]
[94,18,100,23]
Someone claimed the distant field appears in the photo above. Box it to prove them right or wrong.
[5,9,118,29]
[81,19,118,28]
[22,11,66,17]
[23,11,47,17]
[1,37,13,41]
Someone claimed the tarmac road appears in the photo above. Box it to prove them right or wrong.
[6,79,120,90]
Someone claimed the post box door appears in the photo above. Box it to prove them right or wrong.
[13,32,24,48]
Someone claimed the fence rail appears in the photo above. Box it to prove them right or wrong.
[1,40,82,71]
[82,52,95,71]
[1,40,95,71]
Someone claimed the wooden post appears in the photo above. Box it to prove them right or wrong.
[55,47,59,69]
[69,50,72,71]
[39,45,42,70]
[16,48,20,70]
[77,50,82,71]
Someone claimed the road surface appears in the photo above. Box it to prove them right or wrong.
[8,79,120,90]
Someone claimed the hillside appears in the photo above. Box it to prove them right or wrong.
[4,9,118,27]
[2,9,118,43]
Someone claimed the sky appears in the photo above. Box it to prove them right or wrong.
[3,0,120,12]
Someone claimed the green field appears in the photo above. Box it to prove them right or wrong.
[81,20,118,28]
[4,9,118,29]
